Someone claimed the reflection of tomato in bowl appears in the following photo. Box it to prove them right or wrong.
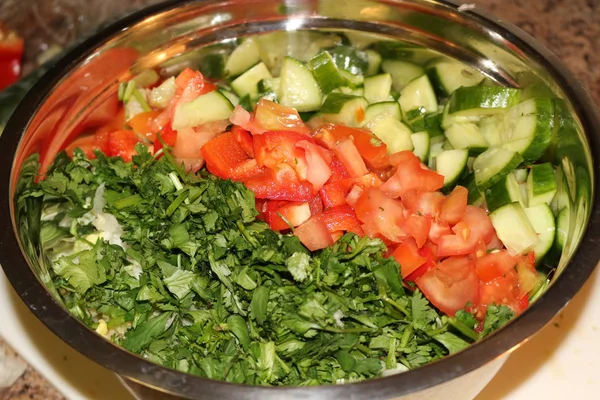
[0,24,24,90]
[1,1,600,400]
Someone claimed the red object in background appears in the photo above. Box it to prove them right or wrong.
[0,24,24,90]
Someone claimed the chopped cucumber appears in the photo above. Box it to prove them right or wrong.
[231,62,272,97]
[473,147,523,190]
[484,172,525,212]
[410,112,444,138]
[172,91,234,130]
[498,98,555,163]
[524,203,556,263]
[318,93,368,127]
[219,89,240,107]
[327,45,369,76]
[554,206,569,254]
[479,114,504,147]
[363,101,401,125]
[527,162,557,206]
[489,202,540,256]
[444,122,489,155]
[447,86,522,116]
[399,74,438,119]
[365,49,383,76]
[225,38,261,77]
[381,60,424,91]
[258,77,281,95]
[426,59,484,96]
[459,173,485,206]
[148,77,176,109]
[441,101,481,130]
[309,51,350,94]
[514,168,529,184]
[364,74,393,104]
[435,149,469,189]
[427,139,446,169]
[279,57,323,112]
[411,131,430,162]
[365,115,414,154]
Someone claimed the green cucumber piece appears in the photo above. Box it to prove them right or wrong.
[444,122,489,155]
[427,139,446,169]
[219,89,240,107]
[479,114,504,147]
[365,49,383,76]
[459,173,485,206]
[148,77,176,109]
[225,38,261,77]
[231,62,272,97]
[364,73,393,104]
[435,149,469,189]
[527,162,557,206]
[327,45,369,76]
[318,93,368,127]
[172,91,234,130]
[441,101,481,130]
[411,131,430,162]
[554,206,569,254]
[363,101,402,125]
[309,51,350,94]
[258,77,281,95]
[489,202,540,256]
[410,112,444,138]
[499,98,555,163]
[365,115,414,154]
[381,60,424,91]
[514,168,529,184]
[484,172,526,212]
[473,147,523,190]
[447,86,522,116]
[279,57,323,112]
[524,203,556,263]
[426,59,484,97]
[399,74,438,119]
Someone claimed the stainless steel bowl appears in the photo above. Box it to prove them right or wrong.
[1,1,599,399]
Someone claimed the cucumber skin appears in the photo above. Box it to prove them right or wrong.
[504,98,555,163]
[484,173,522,212]
[410,112,444,138]
[309,51,348,94]
[448,86,522,115]
[320,93,365,114]
[473,148,524,191]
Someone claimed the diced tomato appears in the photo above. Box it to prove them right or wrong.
[154,123,177,155]
[416,256,480,316]
[254,99,311,134]
[265,201,312,231]
[437,234,478,257]
[294,216,335,251]
[201,131,260,180]
[309,195,324,215]
[65,132,110,159]
[253,130,311,179]
[319,205,363,235]
[328,156,351,183]
[355,187,406,242]
[515,255,540,295]
[462,205,496,244]
[403,190,446,217]
[475,250,518,283]
[231,126,254,158]
[402,213,432,248]
[244,167,315,202]
[440,186,468,225]
[437,205,496,257]
[405,243,438,282]
[428,219,453,244]
[320,179,354,209]
[129,110,162,139]
[355,172,384,189]
[107,130,145,162]
[486,234,504,251]
[381,151,444,198]
[255,199,267,221]
[478,274,522,314]
[345,185,364,208]
[392,238,428,278]
[175,68,215,103]
[314,123,389,170]
[333,137,369,178]
[296,140,332,191]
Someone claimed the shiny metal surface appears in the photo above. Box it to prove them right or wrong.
[1,0,599,399]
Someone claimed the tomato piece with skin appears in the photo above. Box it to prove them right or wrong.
[440,186,468,225]
[416,256,480,316]
[355,187,406,243]
[381,151,444,198]
[319,205,363,235]
[314,123,390,170]
[402,190,446,217]
[231,126,254,158]
[437,206,496,257]
[129,110,162,139]
[392,238,428,279]
[428,218,453,244]
[294,216,335,251]
[327,156,351,183]
[296,140,332,191]
[201,131,261,180]
[333,137,369,178]
[253,130,311,179]
[478,274,523,315]
[402,213,432,248]
[154,123,177,155]
[345,185,364,208]
[319,178,354,209]
[309,195,324,215]
[265,201,312,231]
[107,130,145,162]
[404,242,439,282]
[243,167,315,202]
[475,250,519,283]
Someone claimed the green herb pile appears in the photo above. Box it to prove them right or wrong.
[21,147,513,385]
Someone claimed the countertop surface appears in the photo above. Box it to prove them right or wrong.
[1,0,599,399]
